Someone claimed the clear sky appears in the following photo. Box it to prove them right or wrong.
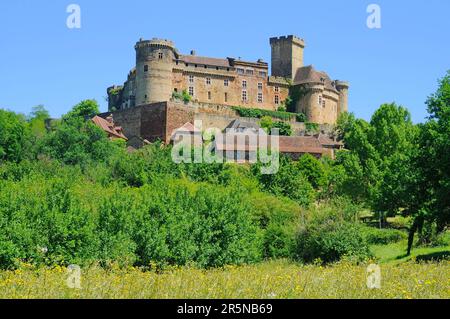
[0,0,449,123]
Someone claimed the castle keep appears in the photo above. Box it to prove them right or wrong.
[107,35,349,125]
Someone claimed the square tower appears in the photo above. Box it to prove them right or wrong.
[270,35,305,80]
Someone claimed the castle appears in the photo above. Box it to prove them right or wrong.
[107,35,349,125]
[102,35,348,158]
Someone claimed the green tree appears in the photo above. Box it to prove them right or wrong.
[407,71,450,254]
[0,110,32,162]
[64,99,100,121]
[28,105,50,139]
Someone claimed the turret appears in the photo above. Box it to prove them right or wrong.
[335,80,349,114]
[135,38,176,105]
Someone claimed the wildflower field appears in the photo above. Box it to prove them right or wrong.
[1,260,448,299]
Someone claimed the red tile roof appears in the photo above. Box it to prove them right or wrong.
[92,115,128,140]
[179,55,231,68]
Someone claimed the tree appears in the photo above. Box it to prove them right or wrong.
[407,71,450,254]
[64,99,100,121]
[336,103,417,227]
[28,105,50,139]
[0,109,32,162]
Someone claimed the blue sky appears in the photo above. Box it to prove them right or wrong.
[0,0,449,123]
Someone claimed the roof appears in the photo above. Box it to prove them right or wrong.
[279,136,325,154]
[92,115,128,140]
[293,65,338,92]
[318,134,344,147]
[179,55,231,68]
[225,119,261,131]
[214,134,326,155]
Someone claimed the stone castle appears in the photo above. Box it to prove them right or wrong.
[102,35,348,158]
[107,35,349,125]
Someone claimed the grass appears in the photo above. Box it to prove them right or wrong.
[371,240,450,264]
[0,260,448,299]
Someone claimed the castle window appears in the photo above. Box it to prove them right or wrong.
[158,52,163,59]
[242,80,247,89]
[189,86,194,96]
[322,99,326,108]
[206,77,211,85]
[225,92,228,102]
[242,90,247,102]
[144,65,148,72]
[318,95,322,106]
[208,91,212,100]
[189,75,194,83]
[246,69,254,75]
[224,79,229,87]
[237,68,245,75]
[275,86,279,93]
[275,95,279,105]
[259,71,267,77]
[258,82,263,91]
[258,93,263,103]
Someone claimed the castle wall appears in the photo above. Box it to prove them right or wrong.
[172,66,289,111]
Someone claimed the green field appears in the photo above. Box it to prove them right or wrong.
[0,259,448,299]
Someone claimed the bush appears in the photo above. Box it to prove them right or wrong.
[249,193,304,259]
[295,202,371,264]
[0,109,32,163]
[0,166,263,269]
[232,106,296,121]
[361,226,407,245]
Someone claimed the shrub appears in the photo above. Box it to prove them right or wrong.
[361,226,407,245]
[296,113,307,123]
[272,122,293,136]
[232,106,295,121]
[0,109,32,163]
[0,167,263,270]
[249,193,303,259]
[295,202,371,264]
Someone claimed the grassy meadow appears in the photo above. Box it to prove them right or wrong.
[0,259,448,299]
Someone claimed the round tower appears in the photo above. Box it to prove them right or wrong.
[303,84,325,124]
[335,81,349,114]
[135,38,176,105]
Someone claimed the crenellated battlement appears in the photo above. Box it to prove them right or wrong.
[270,35,305,48]
[135,38,175,50]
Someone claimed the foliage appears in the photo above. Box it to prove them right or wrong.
[0,110,32,163]
[296,113,307,123]
[305,122,319,133]
[63,99,100,121]
[296,202,371,264]
[232,106,295,121]
[28,105,50,139]
[253,155,316,207]
[260,116,293,136]
[38,117,116,166]
[361,226,407,245]
[0,167,263,269]
[172,90,192,103]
